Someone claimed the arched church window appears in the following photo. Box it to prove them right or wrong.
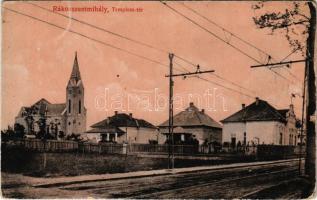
[68,99,71,114]
[79,100,81,114]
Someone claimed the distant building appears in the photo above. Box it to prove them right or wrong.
[221,97,297,147]
[158,102,222,145]
[83,112,158,144]
[15,52,87,138]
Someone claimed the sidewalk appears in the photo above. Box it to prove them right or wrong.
[31,158,298,188]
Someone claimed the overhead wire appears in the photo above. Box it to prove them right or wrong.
[27,2,257,96]
[164,1,297,84]
[3,6,187,74]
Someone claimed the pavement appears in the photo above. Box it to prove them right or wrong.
[31,158,298,188]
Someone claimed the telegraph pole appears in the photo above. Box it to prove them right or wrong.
[251,59,308,175]
[168,53,174,169]
[166,53,215,170]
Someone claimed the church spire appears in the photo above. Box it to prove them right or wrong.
[70,51,81,82]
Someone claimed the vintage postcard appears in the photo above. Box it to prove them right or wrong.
[1,0,316,199]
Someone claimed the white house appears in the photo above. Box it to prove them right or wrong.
[159,102,222,145]
[82,112,159,144]
[221,97,298,147]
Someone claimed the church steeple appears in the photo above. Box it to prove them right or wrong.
[65,51,86,136]
[68,52,82,87]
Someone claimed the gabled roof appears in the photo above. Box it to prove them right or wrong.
[34,98,51,106]
[278,109,289,119]
[221,98,286,123]
[159,102,222,129]
[91,113,157,129]
[17,99,66,117]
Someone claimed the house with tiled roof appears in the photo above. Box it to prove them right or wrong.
[221,97,298,147]
[83,112,158,144]
[158,102,222,145]
[15,52,87,138]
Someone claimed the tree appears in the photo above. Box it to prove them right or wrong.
[13,123,26,138]
[22,106,38,135]
[58,131,65,140]
[252,0,316,186]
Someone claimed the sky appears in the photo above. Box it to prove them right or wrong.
[1,1,309,129]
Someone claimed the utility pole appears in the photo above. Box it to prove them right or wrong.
[168,53,174,169]
[251,59,308,175]
[166,53,215,170]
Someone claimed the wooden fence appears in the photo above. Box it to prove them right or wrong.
[3,139,78,152]
[3,139,200,155]
[2,139,302,157]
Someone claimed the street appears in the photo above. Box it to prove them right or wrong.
[2,159,308,199]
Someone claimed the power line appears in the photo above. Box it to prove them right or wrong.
[28,2,258,95]
[160,1,262,64]
[5,6,263,101]
[180,2,302,83]
[27,2,168,54]
[161,1,295,84]
[3,7,187,74]
[180,2,271,57]
[27,2,193,73]
[196,76,255,99]
[5,6,284,108]
[212,74,256,94]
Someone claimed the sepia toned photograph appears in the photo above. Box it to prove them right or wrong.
[1,0,316,199]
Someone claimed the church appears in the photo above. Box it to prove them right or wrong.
[15,52,87,138]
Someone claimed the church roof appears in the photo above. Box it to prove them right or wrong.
[221,98,286,123]
[46,103,66,116]
[71,52,81,81]
[68,52,83,87]
[158,102,222,129]
[91,113,157,129]
[18,99,66,117]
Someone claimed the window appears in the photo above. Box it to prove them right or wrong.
[243,132,246,145]
[68,99,71,114]
[79,100,81,114]
[279,133,283,145]
[289,134,292,145]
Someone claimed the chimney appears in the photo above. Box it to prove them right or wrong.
[129,113,133,118]
[201,109,205,114]
[255,97,259,105]
[114,111,118,115]
[242,104,245,109]
[189,102,194,107]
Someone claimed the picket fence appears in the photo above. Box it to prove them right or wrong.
[3,139,200,155]
[3,139,302,157]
